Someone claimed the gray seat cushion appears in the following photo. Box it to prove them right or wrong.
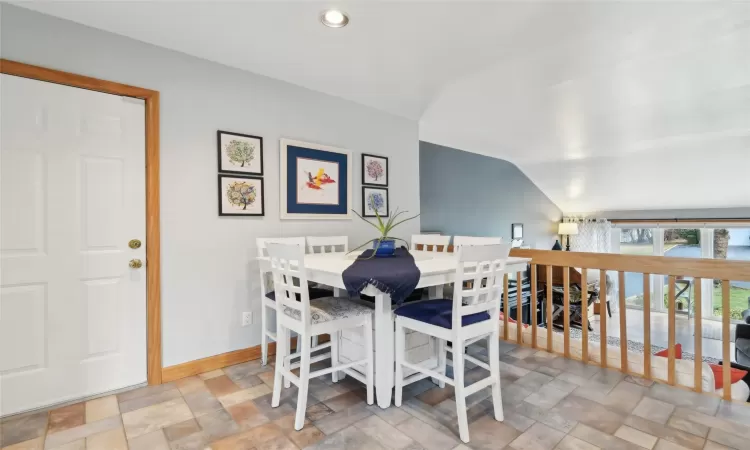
[282,297,373,324]
[736,338,750,366]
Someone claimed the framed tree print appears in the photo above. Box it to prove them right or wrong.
[361,153,388,186]
[217,130,263,176]
[362,187,389,217]
[218,174,264,216]
[280,138,352,220]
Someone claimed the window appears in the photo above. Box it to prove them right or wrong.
[711,228,750,319]
[619,228,655,309]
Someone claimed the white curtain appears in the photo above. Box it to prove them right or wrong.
[565,217,617,309]
[566,217,612,253]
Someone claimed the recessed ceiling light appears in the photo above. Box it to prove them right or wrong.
[320,9,349,28]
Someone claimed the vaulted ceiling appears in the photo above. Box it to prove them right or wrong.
[18,1,750,213]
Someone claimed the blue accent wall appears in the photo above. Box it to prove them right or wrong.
[419,141,562,249]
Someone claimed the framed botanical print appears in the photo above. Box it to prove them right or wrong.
[362,186,389,217]
[218,174,264,216]
[280,138,351,220]
[361,153,388,186]
[217,130,263,176]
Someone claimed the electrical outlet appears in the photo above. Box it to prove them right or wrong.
[241,312,253,327]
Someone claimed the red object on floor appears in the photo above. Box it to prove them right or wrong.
[654,343,682,359]
[709,364,748,389]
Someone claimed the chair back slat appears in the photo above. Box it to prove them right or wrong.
[411,234,451,252]
[453,236,503,251]
[306,236,348,254]
[266,243,310,324]
[257,237,306,257]
[257,237,306,296]
[453,244,511,329]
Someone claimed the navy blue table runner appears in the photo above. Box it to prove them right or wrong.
[342,247,421,305]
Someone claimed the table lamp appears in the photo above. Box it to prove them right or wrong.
[558,222,578,251]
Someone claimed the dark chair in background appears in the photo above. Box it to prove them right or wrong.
[735,303,750,366]
[536,265,600,332]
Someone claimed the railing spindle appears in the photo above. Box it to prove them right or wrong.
[643,274,651,380]
[546,265,553,353]
[581,268,588,362]
[517,271,524,345]
[600,269,607,368]
[618,271,627,373]
[694,277,702,393]
[722,280,731,400]
[503,273,509,341]
[667,276,676,385]
[563,267,571,358]
[509,249,750,395]
[531,264,538,349]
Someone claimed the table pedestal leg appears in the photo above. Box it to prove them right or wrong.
[374,292,394,408]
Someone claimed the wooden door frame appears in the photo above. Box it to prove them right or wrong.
[1,59,163,384]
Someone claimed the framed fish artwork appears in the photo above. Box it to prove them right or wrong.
[280,138,352,220]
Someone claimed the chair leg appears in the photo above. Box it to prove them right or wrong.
[363,317,374,405]
[436,338,447,388]
[394,319,406,407]
[294,334,312,431]
[607,300,612,318]
[284,332,294,389]
[453,338,470,443]
[488,333,504,421]
[271,325,287,408]
[331,331,340,383]
[261,304,269,366]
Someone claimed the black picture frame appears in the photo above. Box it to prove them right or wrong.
[361,153,389,187]
[362,186,389,217]
[217,130,264,176]
[218,174,265,217]
[512,223,524,239]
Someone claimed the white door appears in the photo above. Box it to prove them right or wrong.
[0,74,147,416]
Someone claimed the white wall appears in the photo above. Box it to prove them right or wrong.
[0,5,420,366]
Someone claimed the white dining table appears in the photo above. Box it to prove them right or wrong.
[259,250,530,408]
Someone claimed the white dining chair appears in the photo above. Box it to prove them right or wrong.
[306,235,349,253]
[411,234,451,253]
[267,243,374,430]
[452,235,503,250]
[306,235,349,379]
[257,237,331,366]
[393,243,511,443]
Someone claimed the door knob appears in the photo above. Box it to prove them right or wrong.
[129,259,143,269]
[129,239,142,249]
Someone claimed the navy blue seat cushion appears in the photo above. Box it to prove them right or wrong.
[394,299,490,329]
[265,286,333,302]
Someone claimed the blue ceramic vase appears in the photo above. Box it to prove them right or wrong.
[373,238,396,257]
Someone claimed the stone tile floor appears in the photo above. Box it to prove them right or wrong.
[2,340,750,449]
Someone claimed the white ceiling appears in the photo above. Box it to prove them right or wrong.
[17,1,750,213]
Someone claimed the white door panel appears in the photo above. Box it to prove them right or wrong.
[1,74,146,416]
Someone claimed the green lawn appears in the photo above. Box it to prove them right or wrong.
[667,285,749,319]
[626,285,750,319]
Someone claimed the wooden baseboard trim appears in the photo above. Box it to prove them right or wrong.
[160,334,330,383]
[161,344,269,383]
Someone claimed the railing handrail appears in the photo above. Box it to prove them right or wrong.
[509,248,750,281]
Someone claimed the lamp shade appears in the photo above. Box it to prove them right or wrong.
[558,222,579,235]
